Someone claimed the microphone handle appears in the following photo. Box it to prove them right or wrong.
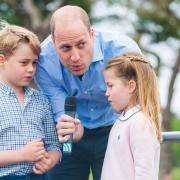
[63,111,76,155]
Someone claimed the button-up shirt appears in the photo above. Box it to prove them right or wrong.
[35,30,141,128]
[0,82,61,177]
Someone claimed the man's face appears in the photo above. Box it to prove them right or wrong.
[53,20,94,76]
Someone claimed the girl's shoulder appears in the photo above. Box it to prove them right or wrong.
[130,111,154,132]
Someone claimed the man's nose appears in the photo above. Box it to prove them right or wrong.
[70,48,80,62]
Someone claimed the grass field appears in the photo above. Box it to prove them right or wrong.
[89,171,93,180]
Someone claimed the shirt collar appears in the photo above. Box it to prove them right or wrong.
[0,81,34,96]
[92,32,104,62]
[0,82,14,95]
[118,105,141,121]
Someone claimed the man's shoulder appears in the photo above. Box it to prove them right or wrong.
[41,35,53,48]
[38,35,60,66]
[94,29,141,56]
[94,29,132,42]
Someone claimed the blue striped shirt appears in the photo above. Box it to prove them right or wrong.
[35,30,141,129]
[0,82,61,177]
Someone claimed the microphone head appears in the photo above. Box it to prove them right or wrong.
[64,96,76,111]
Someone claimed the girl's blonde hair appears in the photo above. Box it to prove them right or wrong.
[0,21,40,58]
[104,53,162,142]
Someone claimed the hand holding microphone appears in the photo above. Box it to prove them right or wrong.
[56,96,84,154]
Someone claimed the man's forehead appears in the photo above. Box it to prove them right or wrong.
[55,34,87,46]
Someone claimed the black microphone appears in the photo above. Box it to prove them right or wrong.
[63,96,76,155]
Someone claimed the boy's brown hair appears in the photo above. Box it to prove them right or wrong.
[0,21,40,58]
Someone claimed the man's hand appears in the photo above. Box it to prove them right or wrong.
[56,114,84,143]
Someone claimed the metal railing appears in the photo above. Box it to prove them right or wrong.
[162,131,180,142]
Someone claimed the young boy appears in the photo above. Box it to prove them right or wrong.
[0,21,61,179]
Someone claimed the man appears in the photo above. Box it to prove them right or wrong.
[35,5,141,180]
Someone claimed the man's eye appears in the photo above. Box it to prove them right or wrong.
[60,45,71,51]
[78,42,85,48]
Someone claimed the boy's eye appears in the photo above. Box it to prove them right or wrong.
[20,61,28,65]
[33,61,37,65]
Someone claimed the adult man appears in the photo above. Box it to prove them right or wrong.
[35,5,141,180]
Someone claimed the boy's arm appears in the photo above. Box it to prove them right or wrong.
[41,95,62,152]
[0,139,45,166]
[33,150,61,174]
[0,150,24,166]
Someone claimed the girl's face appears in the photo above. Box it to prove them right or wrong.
[104,68,136,113]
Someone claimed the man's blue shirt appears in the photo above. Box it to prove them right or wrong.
[35,30,141,129]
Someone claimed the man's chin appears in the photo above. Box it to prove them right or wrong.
[71,70,85,77]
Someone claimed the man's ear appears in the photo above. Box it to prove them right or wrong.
[90,28,95,39]
[128,80,136,94]
[0,54,6,64]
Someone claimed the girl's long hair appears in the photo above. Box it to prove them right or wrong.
[104,53,162,142]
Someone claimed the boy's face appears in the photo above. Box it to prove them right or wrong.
[0,43,38,91]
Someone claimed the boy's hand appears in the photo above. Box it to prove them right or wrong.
[20,139,45,162]
[33,151,60,174]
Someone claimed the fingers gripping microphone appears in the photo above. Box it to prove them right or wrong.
[63,96,76,155]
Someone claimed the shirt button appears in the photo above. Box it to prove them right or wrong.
[90,108,94,112]
[84,91,87,94]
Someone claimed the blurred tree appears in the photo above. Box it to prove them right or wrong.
[0,0,93,41]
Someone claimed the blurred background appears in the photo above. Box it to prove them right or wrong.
[0,0,180,179]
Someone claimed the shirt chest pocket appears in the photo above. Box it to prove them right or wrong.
[0,109,18,131]
[87,90,107,102]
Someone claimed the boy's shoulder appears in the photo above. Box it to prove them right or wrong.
[28,87,49,102]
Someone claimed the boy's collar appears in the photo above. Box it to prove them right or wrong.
[0,81,33,96]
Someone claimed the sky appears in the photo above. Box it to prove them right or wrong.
[91,1,180,117]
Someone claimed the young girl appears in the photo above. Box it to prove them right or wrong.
[101,53,161,180]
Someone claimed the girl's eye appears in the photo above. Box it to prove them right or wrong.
[108,84,113,89]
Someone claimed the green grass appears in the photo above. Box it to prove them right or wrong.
[172,167,180,180]
[89,171,93,180]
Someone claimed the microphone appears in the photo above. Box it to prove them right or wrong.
[63,96,76,155]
